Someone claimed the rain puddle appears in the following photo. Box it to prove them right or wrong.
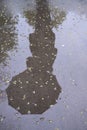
[0,0,87,130]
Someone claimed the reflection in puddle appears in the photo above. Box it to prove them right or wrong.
[6,0,62,114]
[0,0,87,130]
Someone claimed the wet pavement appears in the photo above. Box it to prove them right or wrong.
[0,0,87,130]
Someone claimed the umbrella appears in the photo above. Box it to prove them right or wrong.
[6,68,61,114]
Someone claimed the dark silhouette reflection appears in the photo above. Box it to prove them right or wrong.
[24,3,66,29]
[6,0,61,114]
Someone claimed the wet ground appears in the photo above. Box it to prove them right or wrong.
[0,0,87,130]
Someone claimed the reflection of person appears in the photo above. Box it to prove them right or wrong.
[6,0,61,114]
[28,0,57,73]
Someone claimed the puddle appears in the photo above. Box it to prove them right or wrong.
[0,0,87,130]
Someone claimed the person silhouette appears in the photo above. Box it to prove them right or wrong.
[6,0,61,114]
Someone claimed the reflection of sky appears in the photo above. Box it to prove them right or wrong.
[0,14,33,90]
[54,12,87,93]
[50,0,87,16]
[8,14,32,75]
[53,12,87,130]
[2,0,36,15]
[3,0,87,16]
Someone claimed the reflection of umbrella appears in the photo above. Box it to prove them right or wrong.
[6,69,61,114]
